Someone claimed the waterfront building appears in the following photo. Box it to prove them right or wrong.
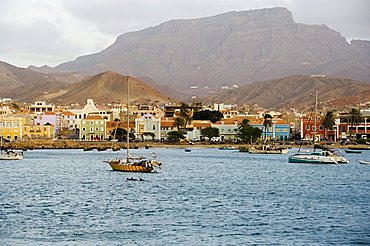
[186,120,212,141]
[79,115,106,141]
[300,114,325,141]
[59,111,77,130]
[160,119,175,141]
[23,123,55,139]
[135,114,161,141]
[0,115,24,141]
[213,119,239,142]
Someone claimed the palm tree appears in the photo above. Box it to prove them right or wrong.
[346,108,363,139]
[173,117,185,131]
[262,113,273,141]
[179,102,192,128]
[322,110,336,140]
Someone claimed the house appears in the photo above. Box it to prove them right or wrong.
[60,111,77,130]
[79,115,106,141]
[213,119,239,142]
[186,120,212,141]
[28,101,54,113]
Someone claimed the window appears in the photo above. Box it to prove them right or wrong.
[90,127,94,132]
[95,127,99,131]
[82,127,86,132]
[153,125,156,130]
[306,125,310,130]
[319,125,324,131]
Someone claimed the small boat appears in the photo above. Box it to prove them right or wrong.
[0,150,23,160]
[289,151,348,164]
[359,160,370,165]
[345,149,362,154]
[248,143,288,154]
[239,146,249,152]
[219,147,237,150]
[184,148,191,152]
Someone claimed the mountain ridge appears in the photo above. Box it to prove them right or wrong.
[55,7,370,92]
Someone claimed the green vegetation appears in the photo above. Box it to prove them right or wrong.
[346,108,363,138]
[322,110,336,140]
[192,110,224,123]
[262,113,273,140]
[200,127,220,142]
[238,119,262,144]
[167,131,185,143]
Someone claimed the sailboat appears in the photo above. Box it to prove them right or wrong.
[104,76,162,172]
[0,113,23,160]
[288,91,348,164]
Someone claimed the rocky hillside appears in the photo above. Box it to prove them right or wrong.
[206,75,370,109]
[55,7,370,92]
[0,61,85,101]
[42,71,173,105]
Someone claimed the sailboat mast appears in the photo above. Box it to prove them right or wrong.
[313,90,318,145]
[126,76,130,162]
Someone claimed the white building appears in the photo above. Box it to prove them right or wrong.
[135,114,161,141]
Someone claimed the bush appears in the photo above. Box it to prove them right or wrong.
[356,138,368,144]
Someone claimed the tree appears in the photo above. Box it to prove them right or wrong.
[321,110,336,140]
[238,122,262,144]
[239,119,250,129]
[346,108,363,138]
[173,117,185,130]
[167,131,185,143]
[192,110,224,123]
[179,102,192,128]
[262,113,273,141]
[200,127,220,142]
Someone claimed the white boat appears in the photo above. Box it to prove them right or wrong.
[289,150,348,164]
[359,160,370,165]
[0,150,23,160]
[288,91,348,164]
[248,144,288,154]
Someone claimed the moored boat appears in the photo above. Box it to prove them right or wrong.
[289,151,348,164]
[0,150,23,160]
[345,149,362,154]
[359,160,370,165]
[104,76,162,173]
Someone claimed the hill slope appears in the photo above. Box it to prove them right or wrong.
[45,71,173,105]
[206,75,370,109]
[56,7,370,92]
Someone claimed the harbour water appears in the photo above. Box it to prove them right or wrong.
[1,148,369,245]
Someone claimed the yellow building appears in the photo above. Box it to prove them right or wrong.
[22,123,55,139]
[0,115,25,141]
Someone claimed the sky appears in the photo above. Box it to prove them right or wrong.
[0,0,369,68]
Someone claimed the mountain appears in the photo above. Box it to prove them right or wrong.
[55,7,370,93]
[43,71,173,105]
[205,75,370,109]
[0,61,87,101]
[137,76,187,100]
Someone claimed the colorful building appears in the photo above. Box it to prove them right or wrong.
[79,115,106,141]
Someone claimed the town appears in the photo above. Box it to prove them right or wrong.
[1,97,369,148]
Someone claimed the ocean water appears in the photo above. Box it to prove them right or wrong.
[0,147,369,245]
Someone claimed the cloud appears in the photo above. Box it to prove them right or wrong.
[0,0,369,67]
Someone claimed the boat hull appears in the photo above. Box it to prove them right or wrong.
[249,148,288,154]
[359,160,370,165]
[108,161,154,172]
[288,156,337,164]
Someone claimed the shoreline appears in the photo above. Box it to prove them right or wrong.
[2,140,369,151]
